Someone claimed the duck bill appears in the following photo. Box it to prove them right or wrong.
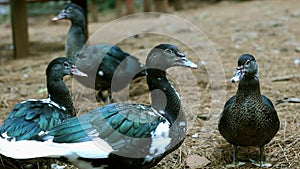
[52,11,66,21]
[231,67,244,83]
[175,57,198,69]
[71,66,88,77]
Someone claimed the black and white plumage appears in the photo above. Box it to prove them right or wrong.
[218,54,280,167]
[0,44,198,169]
[53,3,146,102]
[0,57,87,141]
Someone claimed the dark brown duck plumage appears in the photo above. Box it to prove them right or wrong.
[218,54,280,167]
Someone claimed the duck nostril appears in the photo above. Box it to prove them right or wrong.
[231,77,239,83]
[77,53,86,60]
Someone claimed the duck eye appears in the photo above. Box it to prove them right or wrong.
[164,49,173,55]
[66,7,72,12]
[245,59,250,65]
[63,62,70,68]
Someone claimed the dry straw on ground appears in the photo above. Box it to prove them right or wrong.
[0,0,299,168]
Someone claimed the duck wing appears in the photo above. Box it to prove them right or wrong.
[0,99,71,141]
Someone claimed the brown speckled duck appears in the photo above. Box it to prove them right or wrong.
[218,54,280,167]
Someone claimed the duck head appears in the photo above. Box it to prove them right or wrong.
[146,44,198,70]
[231,54,258,83]
[52,3,85,23]
[46,57,87,79]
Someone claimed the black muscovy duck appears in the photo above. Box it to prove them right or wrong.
[53,3,146,102]
[0,57,87,141]
[0,44,198,169]
[218,54,280,167]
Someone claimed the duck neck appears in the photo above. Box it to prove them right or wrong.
[47,76,75,116]
[66,19,86,63]
[236,75,262,102]
[147,69,182,123]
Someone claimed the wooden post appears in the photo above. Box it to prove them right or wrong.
[144,0,151,12]
[174,0,185,10]
[162,0,169,12]
[10,0,29,58]
[125,0,134,15]
[116,0,122,17]
[154,0,168,13]
[90,0,98,22]
[116,0,135,16]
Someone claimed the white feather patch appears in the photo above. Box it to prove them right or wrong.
[0,137,114,160]
[21,98,66,111]
[145,121,171,161]
[41,98,66,111]
[98,70,104,76]
[1,132,12,140]
[159,110,166,115]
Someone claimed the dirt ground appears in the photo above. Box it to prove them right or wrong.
[0,0,299,168]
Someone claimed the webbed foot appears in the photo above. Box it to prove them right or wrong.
[249,159,272,167]
[225,161,246,168]
[96,90,112,103]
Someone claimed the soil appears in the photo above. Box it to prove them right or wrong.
[0,0,299,168]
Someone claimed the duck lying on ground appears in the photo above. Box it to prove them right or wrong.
[0,57,87,168]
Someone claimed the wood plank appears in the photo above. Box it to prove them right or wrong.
[10,0,29,58]
[154,0,168,13]
[90,0,98,22]
[144,0,151,12]
[116,0,122,17]
[174,0,185,10]
[125,0,134,15]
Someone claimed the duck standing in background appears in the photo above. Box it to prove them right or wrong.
[0,44,198,169]
[53,3,146,102]
[218,54,280,167]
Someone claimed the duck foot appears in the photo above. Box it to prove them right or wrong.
[51,163,67,169]
[225,161,246,168]
[95,91,112,103]
[104,95,112,104]
[249,159,272,168]
[96,91,105,103]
